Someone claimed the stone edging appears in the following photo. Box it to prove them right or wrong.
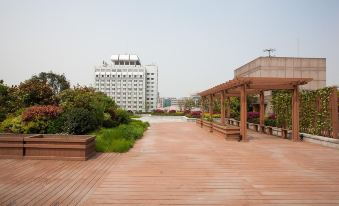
[301,133,339,149]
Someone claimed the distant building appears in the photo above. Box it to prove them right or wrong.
[94,54,158,112]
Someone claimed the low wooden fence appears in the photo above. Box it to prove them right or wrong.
[0,134,96,160]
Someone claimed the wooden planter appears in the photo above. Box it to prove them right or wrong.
[24,135,96,161]
[0,134,38,159]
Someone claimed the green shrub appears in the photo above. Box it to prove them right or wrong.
[109,109,131,125]
[265,118,277,127]
[212,114,221,118]
[22,119,49,134]
[0,115,24,133]
[102,113,117,128]
[61,108,98,134]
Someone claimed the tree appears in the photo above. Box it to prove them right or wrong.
[0,80,10,121]
[58,86,117,125]
[31,71,70,95]
[17,79,55,107]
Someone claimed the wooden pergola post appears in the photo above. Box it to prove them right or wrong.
[209,95,213,116]
[220,91,225,125]
[226,97,231,118]
[259,91,265,132]
[292,85,300,141]
[200,97,204,127]
[209,94,213,132]
[330,87,338,138]
[240,85,247,141]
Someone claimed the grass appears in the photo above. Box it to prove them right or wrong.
[92,120,150,153]
[130,115,141,118]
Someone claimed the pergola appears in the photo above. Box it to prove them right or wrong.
[198,77,312,141]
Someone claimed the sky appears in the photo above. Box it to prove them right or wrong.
[0,0,338,97]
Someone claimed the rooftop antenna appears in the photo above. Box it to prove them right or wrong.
[263,48,276,57]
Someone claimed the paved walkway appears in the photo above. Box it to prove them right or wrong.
[1,122,339,205]
[83,122,339,205]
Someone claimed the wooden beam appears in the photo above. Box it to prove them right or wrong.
[292,85,300,141]
[247,84,295,90]
[331,87,338,138]
[259,91,265,130]
[220,90,225,125]
[240,85,248,141]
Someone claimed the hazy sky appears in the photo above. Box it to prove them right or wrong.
[0,0,338,97]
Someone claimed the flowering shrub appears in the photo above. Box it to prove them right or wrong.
[184,109,191,115]
[190,111,201,118]
[22,105,63,121]
[247,112,259,124]
[247,112,259,119]
[169,110,176,113]
[268,113,276,119]
[154,109,164,113]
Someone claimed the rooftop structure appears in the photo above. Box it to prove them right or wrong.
[234,56,326,90]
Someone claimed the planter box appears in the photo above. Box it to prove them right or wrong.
[0,134,38,159]
[24,135,96,161]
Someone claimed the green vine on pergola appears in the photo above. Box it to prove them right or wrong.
[272,87,333,136]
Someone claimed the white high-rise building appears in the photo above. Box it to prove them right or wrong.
[94,54,158,112]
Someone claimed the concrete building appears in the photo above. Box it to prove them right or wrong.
[234,56,326,114]
[94,54,158,112]
[234,56,326,90]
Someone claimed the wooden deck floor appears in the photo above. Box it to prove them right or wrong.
[1,122,339,205]
[0,153,121,206]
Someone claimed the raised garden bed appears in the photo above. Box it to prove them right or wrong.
[0,134,38,159]
[24,134,96,161]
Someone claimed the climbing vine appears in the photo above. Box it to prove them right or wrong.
[271,90,292,129]
[272,87,334,136]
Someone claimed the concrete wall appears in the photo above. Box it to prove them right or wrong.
[234,57,326,90]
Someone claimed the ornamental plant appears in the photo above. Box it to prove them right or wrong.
[22,105,63,121]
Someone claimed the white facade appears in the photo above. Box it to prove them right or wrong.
[94,54,158,112]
